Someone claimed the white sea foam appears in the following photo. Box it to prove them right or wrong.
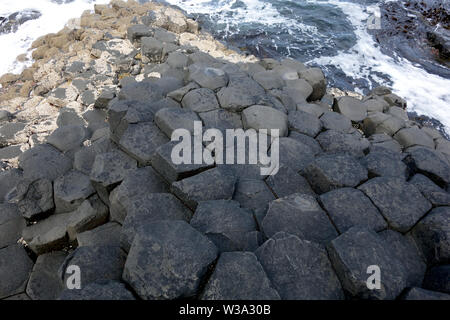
[0,0,110,76]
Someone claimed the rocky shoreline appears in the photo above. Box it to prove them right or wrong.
[0,0,449,300]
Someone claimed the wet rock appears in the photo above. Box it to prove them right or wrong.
[316,130,370,157]
[422,265,450,294]
[304,154,368,194]
[0,245,34,299]
[202,252,280,300]
[122,220,218,300]
[58,280,135,300]
[26,251,67,300]
[0,203,25,249]
[54,170,95,214]
[358,177,431,232]
[77,222,121,247]
[410,174,450,206]
[242,105,288,137]
[59,246,126,288]
[288,110,322,137]
[327,227,408,300]
[262,194,337,244]
[109,167,169,224]
[181,88,219,113]
[190,200,257,252]
[19,144,72,181]
[255,232,344,300]
[155,107,200,138]
[16,178,54,220]
[120,193,192,252]
[265,165,315,198]
[320,188,387,234]
[334,97,367,122]
[232,179,275,212]
[118,121,169,165]
[171,168,236,210]
[411,206,450,265]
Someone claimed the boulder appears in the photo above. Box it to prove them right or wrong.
[0,245,34,299]
[320,111,352,132]
[316,130,370,157]
[122,220,218,299]
[327,227,408,299]
[262,194,337,244]
[171,168,237,210]
[410,174,450,206]
[304,154,368,194]
[232,179,276,212]
[90,149,137,188]
[181,88,220,113]
[406,147,450,187]
[76,222,121,247]
[109,167,169,224]
[190,200,257,252]
[319,188,387,234]
[19,144,72,181]
[242,105,288,137]
[127,24,152,42]
[0,203,26,249]
[66,196,109,241]
[15,178,54,220]
[255,232,344,300]
[363,148,408,178]
[253,70,284,90]
[201,252,280,300]
[298,68,327,101]
[118,121,169,165]
[368,133,402,153]
[59,246,126,288]
[54,170,95,214]
[265,165,315,198]
[334,97,367,122]
[46,125,88,153]
[155,107,200,138]
[58,280,135,300]
[288,132,322,155]
[217,74,265,112]
[120,193,192,252]
[0,122,27,147]
[410,206,450,265]
[188,66,228,90]
[358,177,431,233]
[278,137,315,172]
[394,127,435,149]
[198,109,243,131]
[26,251,67,300]
[151,140,213,183]
[0,168,22,201]
[379,230,426,287]
[288,110,322,137]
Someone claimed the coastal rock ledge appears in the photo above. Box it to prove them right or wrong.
[0,0,449,300]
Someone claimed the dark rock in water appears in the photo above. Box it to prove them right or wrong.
[374,0,450,75]
[0,10,42,34]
